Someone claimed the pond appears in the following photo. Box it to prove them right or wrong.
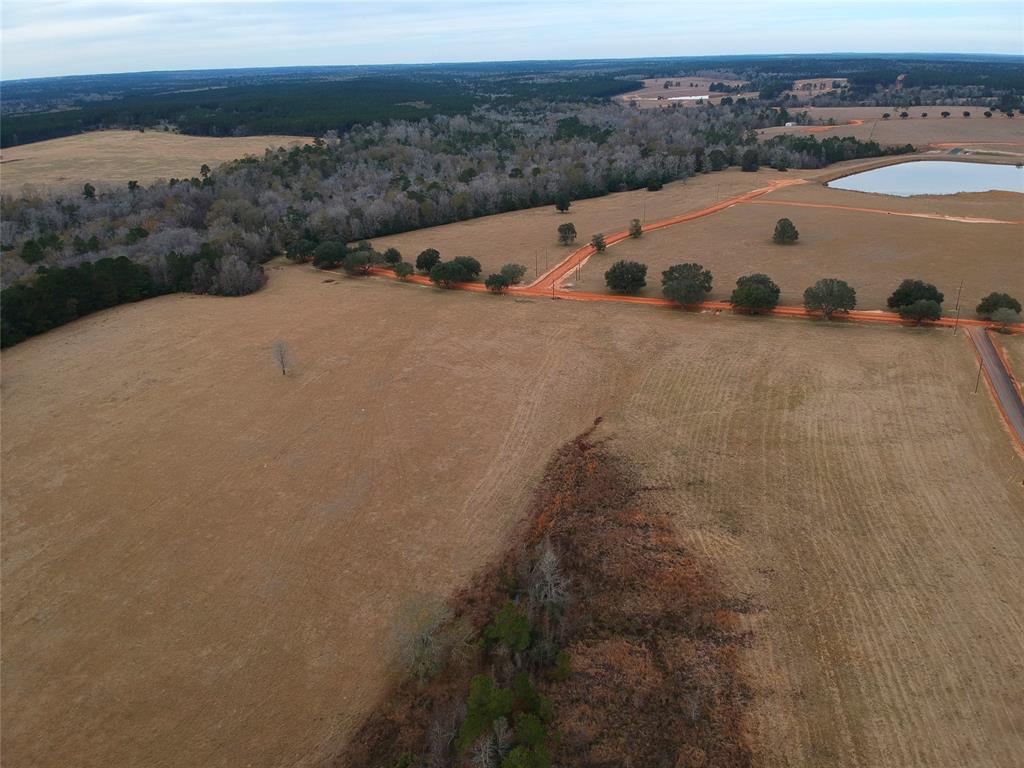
[827,160,1024,197]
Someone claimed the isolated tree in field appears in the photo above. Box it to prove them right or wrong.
[557,222,577,245]
[772,217,799,244]
[941,111,951,118]
[882,113,891,120]
[500,263,528,285]
[591,233,606,253]
[898,299,941,325]
[485,273,511,293]
[416,248,441,273]
[271,340,294,375]
[976,292,1021,319]
[887,279,944,310]
[730,273,781,313]
[991,307,1021,332]
[803,278,857,319]
[899,112,909,119]
[555,194,571,213]
[383,247,402,265]
[921,112,928,118]
[604,260,647,294]
[740,148,760,172]
[83,183,96,200]
[429,260,469,288]
[394,261,414,280]
[963,111,971,118]
[984,111,993,118]
[452,255,482,279]
[662,262,713,305]
[312,240,346,269]
[629,218,643,238]
[341,250,372,275]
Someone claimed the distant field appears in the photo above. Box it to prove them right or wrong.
[761,107,1024,152]
[373,161,1023,313]
[567,178,1023,311]
[3,265,1021,767]
[615,77,756,108]
[0,130,310,192]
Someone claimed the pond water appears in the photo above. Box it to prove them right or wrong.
[827,160,1024,197]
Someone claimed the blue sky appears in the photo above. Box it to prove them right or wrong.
[2,1,1021,80]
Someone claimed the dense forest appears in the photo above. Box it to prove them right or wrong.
[3,54,1021,147]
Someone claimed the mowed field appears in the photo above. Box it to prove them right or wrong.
[614,77,756,108]
[373,167,796,281]
[761,107,1024,153]
[0,130,310,192]
[3,263,1023,768]
[567,179,1024,310]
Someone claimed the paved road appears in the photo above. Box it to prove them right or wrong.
[968,326,1024,449]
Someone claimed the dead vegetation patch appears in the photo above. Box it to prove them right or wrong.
[336,420,752,767]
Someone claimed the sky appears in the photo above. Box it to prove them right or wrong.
[2,0,1022,80]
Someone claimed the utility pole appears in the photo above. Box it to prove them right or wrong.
[535,249,539,278]
[952,279,963,335]
[974,356,984,394]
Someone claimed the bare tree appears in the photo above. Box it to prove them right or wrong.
[271,340,294,375]
[395,595,452,684]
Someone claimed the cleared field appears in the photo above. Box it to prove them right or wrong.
[615,77,755,108]
[3,265,1022,768]
[761,107,1024,153]
[373,167,795,280]
[0,130,310,193]
[604,318,1024,768]
[567,185,1024,311]
[1001,334,1024,396]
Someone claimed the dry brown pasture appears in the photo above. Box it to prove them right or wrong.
[760,107,1024,153]
[0,130,310,193]
[567,181,1024,311]
[3,262,1023,768]
[615,77,755,108]
[788,77,848,100]
[372,167,795,280]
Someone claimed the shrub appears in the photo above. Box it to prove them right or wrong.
[312,240,346,269]
[590,233,606,253]
[604,260,647,294]
[452,255,482,279]
[486,273,511,293]
[555,194,570,213]
[898,299,941,325]
[772,217,799,244]
[429,260,469,288]
[730,273,780,313]
[557,222,577,245]
[383,247,402,265]
[500,263,528,285]
[741,148,759,171]
[887,279,943,310]
[485,602,531,653]
[803,278,857,319]
[992,307,1021,332]
[629,218,643,238]
[394,261,414,280]
[458,675,515,749]
[661,263,713,305]
[416,248,441,273]
[976,292,1021,319]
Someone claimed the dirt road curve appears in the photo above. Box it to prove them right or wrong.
[528,178,809,291]
[967,327,1024,452]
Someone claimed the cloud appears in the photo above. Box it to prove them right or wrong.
[2,0,1021,79]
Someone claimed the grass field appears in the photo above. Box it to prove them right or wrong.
[760,107,1024,153]
[567,185,1023,311]
[0,130,311,192]
[3,263,1022,767]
